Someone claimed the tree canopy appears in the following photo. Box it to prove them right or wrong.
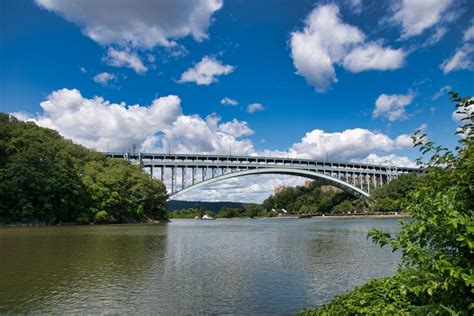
[0,113,168,224]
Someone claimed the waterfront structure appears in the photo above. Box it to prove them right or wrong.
[275,186,287,194]
[105,152,419,199]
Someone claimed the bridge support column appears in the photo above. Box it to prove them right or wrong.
[171,167,176,193]
[181,167,186,190]
[160,167,164,182]
[192,168,196,185]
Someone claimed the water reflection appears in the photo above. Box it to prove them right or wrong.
[0,218,400,315]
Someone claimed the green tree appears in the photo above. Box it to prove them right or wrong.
[369,93,473,312]
[0,114,168,224]
[300,91,473,314]
[370,173,421,212]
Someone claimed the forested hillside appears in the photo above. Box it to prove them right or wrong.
[262,175,421,215]
[0,113,168,224]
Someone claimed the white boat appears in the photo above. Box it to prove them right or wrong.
[201,214,215,220]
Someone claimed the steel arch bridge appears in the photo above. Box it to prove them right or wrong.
[105,152,419,199]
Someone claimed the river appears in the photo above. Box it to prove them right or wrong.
[0,218,401,315]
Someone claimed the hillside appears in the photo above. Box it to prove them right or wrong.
[0,113,168,224]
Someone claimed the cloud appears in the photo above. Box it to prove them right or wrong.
[218,119,254,137]
[93,72,117,86]
[173,175,307,203]
[35,0,223,48]
[342,43,405,72]
[392,0,453,39]
[179,56,234,85]
[355,153,417,168]
[373,91,415,121]
[220,97,238,106]
[424,26,448,46]
[288,128,413,160]
[346,0,363,14]
[394,134,413,147]
[17,88,256,156]
[440,44,474,74]
[104,48,148,74]
[464,25,474,42]
[246,103,264,113]
[16,90,413,162]
[290,4,404,92]
[432,85,452,100]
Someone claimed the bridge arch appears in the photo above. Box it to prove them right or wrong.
[168,167,370,200]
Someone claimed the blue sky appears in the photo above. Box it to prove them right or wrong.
[1,0,473,201]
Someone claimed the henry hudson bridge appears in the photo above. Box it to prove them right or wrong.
[105,152,420,199]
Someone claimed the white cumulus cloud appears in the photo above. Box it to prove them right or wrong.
[342,43,405,72]
[104,48,148,74]
[392,0,453,39]
[179,56,234,85]
[17,88,256,156]
[35,0,223,48]
[290,4,404,92]
[93,72,117,86]
[218,119,254,137]
[246,103,264,113]
[220,97,238,106]
[288,128,413,160]
[373,91,415,121]
[355,153,417,168]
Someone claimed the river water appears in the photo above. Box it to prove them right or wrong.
[0,218,401,315]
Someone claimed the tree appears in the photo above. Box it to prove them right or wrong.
[0,114,168,224]
[368,92,473,312]
[369,173,421,212]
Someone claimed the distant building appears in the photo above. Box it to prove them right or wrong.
[275,186,286,194]
[320,185,342,193]
[304,180,313,188]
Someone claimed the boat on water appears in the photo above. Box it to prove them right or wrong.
[201,214,216,220]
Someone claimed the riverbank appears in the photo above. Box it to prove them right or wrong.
[268,213,409,219]
[0,219,169,227]
[2,214,409,227]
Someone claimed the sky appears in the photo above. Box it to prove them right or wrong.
[1,0,473,202]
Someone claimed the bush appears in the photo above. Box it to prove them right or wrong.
[93,211,113,224]
[301,92,473,314]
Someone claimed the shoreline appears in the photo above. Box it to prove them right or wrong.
[1,214,409,227]
[268,213,409,219]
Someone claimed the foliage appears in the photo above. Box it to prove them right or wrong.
[368,92,473,312]
[299,271,453,315]
[302,92,473,314]
[170,204,266,219]
[169,207,207,219]
[217,204,265,218]
[167,200,246,212]
[0,113,168,224]
[262,181,356,214]
[369,173,422,212]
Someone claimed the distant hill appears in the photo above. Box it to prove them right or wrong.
[167,200,248,212]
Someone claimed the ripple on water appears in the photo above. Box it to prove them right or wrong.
[0,218,400,315]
